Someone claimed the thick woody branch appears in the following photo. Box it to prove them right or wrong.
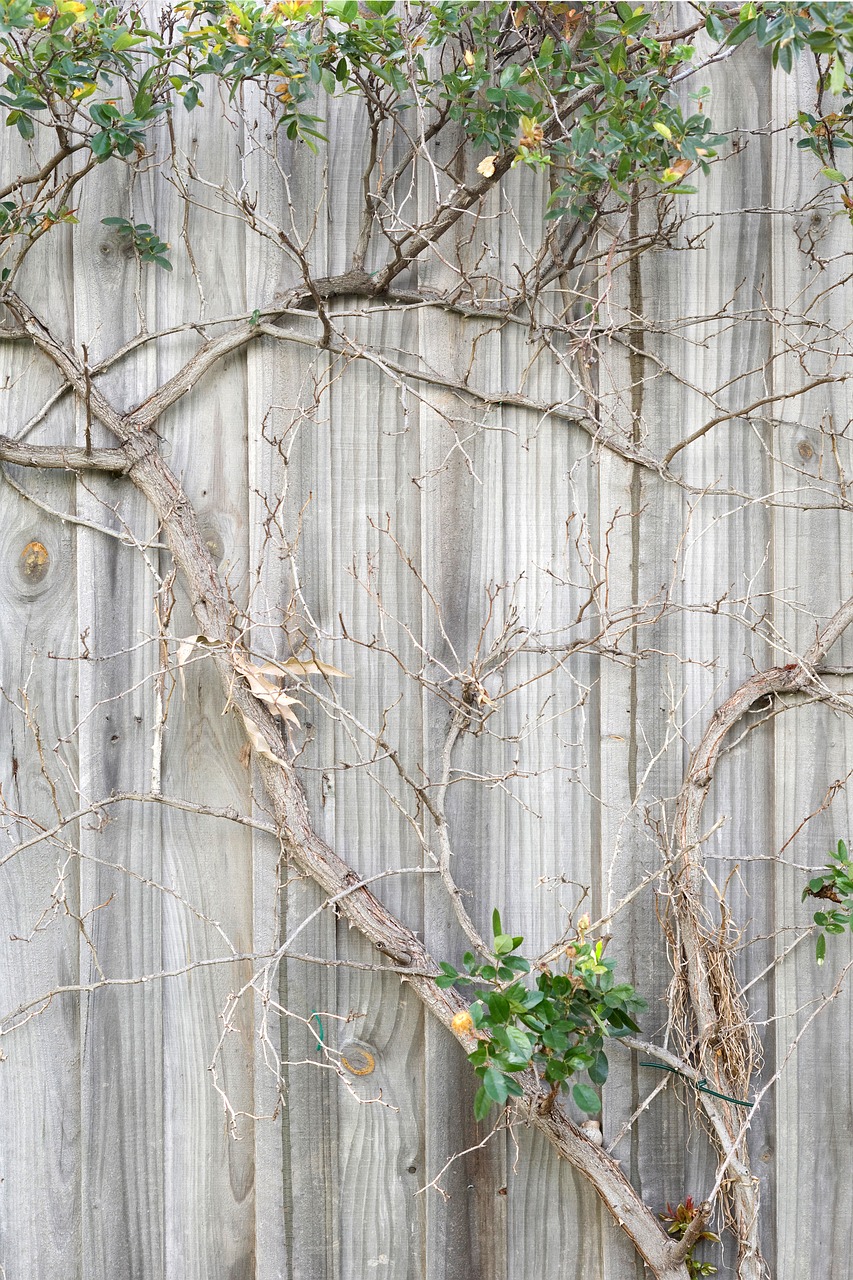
[0,433,129,473]
[670,603,853,1280]
[10,296,691,1280]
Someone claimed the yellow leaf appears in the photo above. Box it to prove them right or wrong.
[463,49,475,66]
[663,158,691,182]
[58,0,87,18]
[477,154,497,178]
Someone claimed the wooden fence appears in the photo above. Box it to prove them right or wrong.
[1,22,852,1280]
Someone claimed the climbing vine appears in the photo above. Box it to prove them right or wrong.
[1,5,852,1280]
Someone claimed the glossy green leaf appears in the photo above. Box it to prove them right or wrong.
[483,1065,510,1104]
[572,1083,602,1114]
[588,1051,609,1086]
[706,13,726,42]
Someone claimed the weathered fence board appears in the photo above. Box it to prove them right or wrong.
[2,26,853,1280]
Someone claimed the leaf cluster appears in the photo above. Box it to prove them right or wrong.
[803,838,853,963]
[100,216,172,269]
[0,2,165,142]
[0,1,727,219]
[437,909,647,1123]
[659,1197,719,1278]
[3,2,853,273]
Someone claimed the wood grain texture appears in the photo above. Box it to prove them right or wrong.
[73,153,166,1280]
[599,42,782,1276]
[244,96,340,1280]
[156,94,256,1280]
[2,45,853,1280]
[0,194,81,1277]
[770,62,853,1280]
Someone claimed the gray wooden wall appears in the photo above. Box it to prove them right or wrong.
[1,28,852,1280]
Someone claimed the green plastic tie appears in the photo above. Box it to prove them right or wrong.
[640,1061,754,1109]
[310,1010,325,1053]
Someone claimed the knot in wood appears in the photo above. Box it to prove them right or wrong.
[19,539,49,582]
[340,1043,375,1076]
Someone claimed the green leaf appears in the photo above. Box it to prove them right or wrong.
[537,35,554,64]
[91,132,112,159]
[821,167,847,184]
[504,1025,535,1061]
[706,13,726,42]
[652,121,672,141]
[504,1073,524,1097]
[541,1027,569,1052]
[114,31,144,51]
[727,17,757,46]
[588,1050,609,1085]
[473,1085,492,1121]
[572,1083,602,1114]
[483,1065,510,1104]
[486,991,510,1022]
[492,908,502,939]
[816,933,826,965]
[15,113,33,140]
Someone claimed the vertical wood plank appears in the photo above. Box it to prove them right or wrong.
[0,198,81,1276]
[1,37,852,1280]
[155,94,256,1280]
[72,153,164,1280]
[243,90,338,1280]
[770,59,853,1280]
